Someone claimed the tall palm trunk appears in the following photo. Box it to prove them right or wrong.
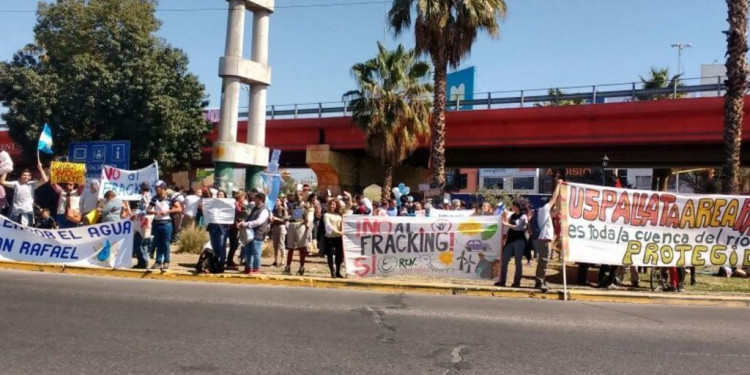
[431,58,448,190]
[722,0,748,194]
[382,163,394,203]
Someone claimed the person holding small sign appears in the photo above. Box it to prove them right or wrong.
[0,162,47,226]
[52,181,85,229]
[147,180,182,271]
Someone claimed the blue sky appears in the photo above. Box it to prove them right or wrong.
[0,0,732,109]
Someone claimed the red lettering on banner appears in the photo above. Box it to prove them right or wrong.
[568,186,584,219]
[354,256,374,276]
[598,189,617,221]
[104,167,121,180]
[582,189,600,221]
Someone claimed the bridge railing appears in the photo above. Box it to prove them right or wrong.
[222,75,728,121]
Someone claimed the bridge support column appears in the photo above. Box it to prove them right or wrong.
[307,145,429,199]
[214,0,274,192]
[306,145,358,195]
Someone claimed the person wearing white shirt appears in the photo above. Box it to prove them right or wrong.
[0,162,47,226]
[533,181,561,293]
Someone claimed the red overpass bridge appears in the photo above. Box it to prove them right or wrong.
[201,95,750,169]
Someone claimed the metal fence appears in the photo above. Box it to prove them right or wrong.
[230,75,728,120]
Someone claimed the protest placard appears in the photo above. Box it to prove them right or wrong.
[50,161,86,185]
[202,198,236,224]
[560,182,750,268]
[0,216,133,268]
[343,215,502,279]
[99,162,159,201]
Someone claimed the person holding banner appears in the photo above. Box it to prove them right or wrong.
[323,198,345,278]
[495,199,529,288]
[206,190,232,272]
[532,181,561,293]
[0,162,47,226]
[147,180,182,271]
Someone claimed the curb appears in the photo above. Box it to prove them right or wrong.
[0,261,747,308]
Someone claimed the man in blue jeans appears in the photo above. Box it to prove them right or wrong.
[238,192,269,274]
[147,180,182,271]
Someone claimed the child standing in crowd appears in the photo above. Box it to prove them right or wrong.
[131,182,153,269]
[35,208,57,229]
[0,162,47,226]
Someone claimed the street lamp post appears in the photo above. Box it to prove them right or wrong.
[601,154,609,186]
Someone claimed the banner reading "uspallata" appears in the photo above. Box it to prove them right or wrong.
[560,182,750,267]
[99,162,159,201]
[0,216,133,268]
[343,215,502,279]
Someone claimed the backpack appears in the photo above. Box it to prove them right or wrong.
[196,246,219,274]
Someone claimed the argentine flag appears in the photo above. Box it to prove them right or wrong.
[37,123,53,154]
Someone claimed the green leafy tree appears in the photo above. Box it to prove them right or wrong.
[389,0,507,191]
[346,42,432,202]
[0,0,211,171]
[722,0,748,194]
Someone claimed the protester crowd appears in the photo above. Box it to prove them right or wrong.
[1,163,748,291]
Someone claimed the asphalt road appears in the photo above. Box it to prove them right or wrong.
[0,270,747,375]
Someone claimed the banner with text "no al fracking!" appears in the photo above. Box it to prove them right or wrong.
[560,182,750,268]
[0,216,134,269]
[343,215,502,279]
[99,162,159,201]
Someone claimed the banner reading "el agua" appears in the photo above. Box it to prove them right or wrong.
[560,182,750,268]
[0,216,134,268]
[343,215,502,279]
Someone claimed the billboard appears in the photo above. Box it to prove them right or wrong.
[447,67,475,110]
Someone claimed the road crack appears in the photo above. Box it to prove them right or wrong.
[442,345,468,375]
[353,306,396,343]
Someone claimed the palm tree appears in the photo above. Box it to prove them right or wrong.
[722,0,748,194]
[637,67,683,101]
[346,42,432,202]
[389,0,507,190]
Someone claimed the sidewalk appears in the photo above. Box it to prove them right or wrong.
[0,242,748,308]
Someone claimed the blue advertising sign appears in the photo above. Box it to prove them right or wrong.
[68,141,130,179]
[447,67,475,110]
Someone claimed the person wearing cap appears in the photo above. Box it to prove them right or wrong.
[147,180,182,271]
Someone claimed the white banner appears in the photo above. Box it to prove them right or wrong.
[202,198,236,224]
[429,208,476,218]
[561,182,750,267]
[0,216,133,268]
[343,216,502,279]
[99,162,160,201]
